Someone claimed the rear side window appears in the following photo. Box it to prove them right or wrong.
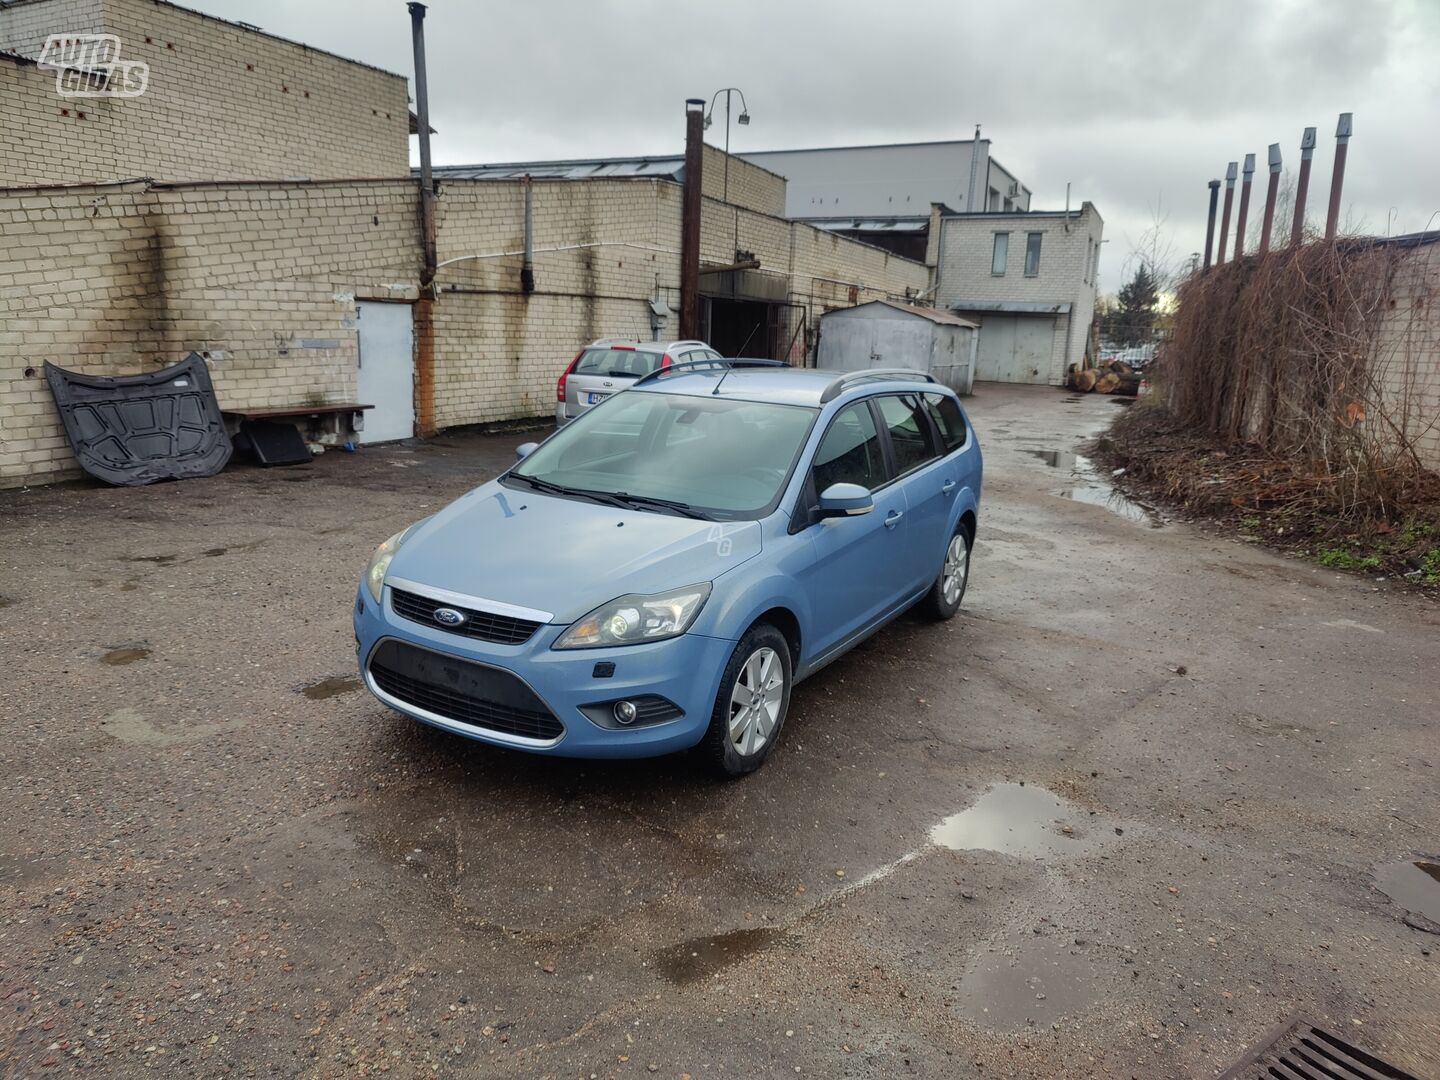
[923,393,969,453]
[813,402,886,492]
[874,394,937,475]
[573,348,662,378]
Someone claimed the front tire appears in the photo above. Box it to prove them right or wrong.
[921,524,971,620]
[700,624,792,777]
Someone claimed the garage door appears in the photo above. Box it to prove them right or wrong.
[973,315,1055,384]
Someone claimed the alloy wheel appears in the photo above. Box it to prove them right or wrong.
[727,646,784,756]
[942,532,969,607]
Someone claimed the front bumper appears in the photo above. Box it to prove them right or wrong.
[354,582,733,758]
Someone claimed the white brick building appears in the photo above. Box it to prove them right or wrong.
[929,203,1104,386]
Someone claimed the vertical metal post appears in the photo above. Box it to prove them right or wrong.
[407,2,436,437]
[680,98,705,341]
[1203,180,1220,269]
[1324,112,1352,242]
[1258,144,1281,255]
[1234,153,1255,258]
[722,89,731,205]
[1291,127,1315,245]
[408,2,435,285]
[1216,162,1237,264]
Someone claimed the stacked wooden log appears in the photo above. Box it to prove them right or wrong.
[1069,358,1141,396]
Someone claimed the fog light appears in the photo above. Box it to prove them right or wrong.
[613,700,638,725]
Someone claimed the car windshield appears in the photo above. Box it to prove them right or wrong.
[509,391,817,519]
[573,347,663,379]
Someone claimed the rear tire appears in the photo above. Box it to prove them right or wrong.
[700,623,792,778]
[921,523,971,620]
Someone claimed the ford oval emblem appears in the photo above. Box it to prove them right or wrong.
[433,606,466,627]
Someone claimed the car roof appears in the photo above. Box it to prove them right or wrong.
[633,364,948,408]
[584,338,710,353]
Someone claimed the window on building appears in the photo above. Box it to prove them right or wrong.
[1024,232,1043,277]
[991,233,1009,276]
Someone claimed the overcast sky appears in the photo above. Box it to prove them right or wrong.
[189,0,1440,291]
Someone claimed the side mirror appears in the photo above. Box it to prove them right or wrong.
[515,441,539,461]
[817,482,874,518]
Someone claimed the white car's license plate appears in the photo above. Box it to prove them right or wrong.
[586,392,609,405]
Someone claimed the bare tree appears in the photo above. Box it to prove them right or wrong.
[1121,194,1183,294]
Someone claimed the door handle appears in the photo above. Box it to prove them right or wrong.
[941,479,957,495]
[884,510,904,529]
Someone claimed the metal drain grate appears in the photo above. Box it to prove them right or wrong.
[1219,1017,1425,1080]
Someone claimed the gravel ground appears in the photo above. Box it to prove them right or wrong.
[1,384,1437,1079]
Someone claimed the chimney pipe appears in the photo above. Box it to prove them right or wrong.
[1203,180,1220,269]
[1258,144,1281,255]
[408,2,435,285]
[680,98,705,341]
[966,124,981,212]
[521,175,535,294]
[1290,127,1316,246]
[1216,162,1237,264]
[1324,112,1352,242]
[1234,153,1255,258]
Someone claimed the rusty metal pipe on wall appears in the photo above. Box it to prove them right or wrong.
[1216,162,1237,264]
[1291,127,1316,245]
[1203,179,1220,269]
[1258,144,1281,255]
[680,99,705,341]
[1325,113,1352,242]
[1234,153,1255,259]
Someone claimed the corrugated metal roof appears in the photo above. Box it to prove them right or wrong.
[950,300,1072,315]
[823,300,977,328]
[807,216,930,234]
[427,156,684,182]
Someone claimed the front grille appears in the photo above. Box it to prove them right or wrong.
[390,587,543,645]
[369,639,563,742]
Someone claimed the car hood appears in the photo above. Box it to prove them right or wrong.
[385,480,762,624]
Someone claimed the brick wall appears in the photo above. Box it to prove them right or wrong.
[0,0,410,187]
[1374,241,1440,472]
[700,144,785,218]
[0,178,418,487]
[934,203,1103,384]
[1,169,932,487]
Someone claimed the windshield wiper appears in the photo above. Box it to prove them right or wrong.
[608,492,709,519]
[510,473,574,497]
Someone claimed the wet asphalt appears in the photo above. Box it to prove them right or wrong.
[1,384,1437,1078]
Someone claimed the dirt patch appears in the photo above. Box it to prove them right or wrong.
[1096,403,1440,586]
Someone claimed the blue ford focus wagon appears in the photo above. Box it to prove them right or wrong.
[355,362,982,776]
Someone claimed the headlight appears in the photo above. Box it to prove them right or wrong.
[364,529,408,603]
[554,583,711,649]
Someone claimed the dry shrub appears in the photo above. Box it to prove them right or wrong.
[1146,241,1433,521]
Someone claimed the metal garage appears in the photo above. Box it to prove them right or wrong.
[949,300,1073,386]
[816,300,978,395]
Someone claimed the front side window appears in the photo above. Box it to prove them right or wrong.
[510,392,816,518]
[923,393,969,453]
[812,401,886,493]
[991,233,1009,276]
[1024,232,1043,276]
[874,394,937,475]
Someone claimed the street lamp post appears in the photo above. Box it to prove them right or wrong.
[704,87,751,205]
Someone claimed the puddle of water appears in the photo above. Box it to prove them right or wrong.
[956,936,1102,1029]
[204,547,227,557]
[652,927,787,985]
[101,646,150,666]
[130,554,179,564]
[1024,449,1078,469]
[302,675,362,700]
[930,784,1103,859]
[0,596,15,608]
[1374,859,1440,922]
[1058,485,1163,528]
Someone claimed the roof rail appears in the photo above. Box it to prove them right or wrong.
[818,368,936,404]
[632,357,786,388]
